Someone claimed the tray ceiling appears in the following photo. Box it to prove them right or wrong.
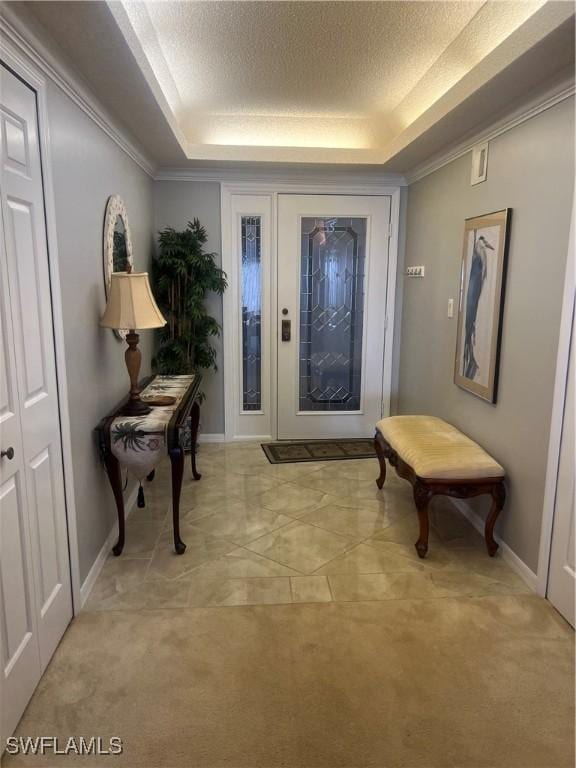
[110,0,564,163]
[15,1,575,170]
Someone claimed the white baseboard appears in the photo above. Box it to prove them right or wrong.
[451,499,538,592]
[79,484,139,608]
[198,433,226,443]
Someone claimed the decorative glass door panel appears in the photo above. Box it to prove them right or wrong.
[278,195,391,440]
[299,217,366,412]
[225,194,272,440]
[241,216,262,411]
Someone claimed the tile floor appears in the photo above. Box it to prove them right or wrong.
[85,441,530,612]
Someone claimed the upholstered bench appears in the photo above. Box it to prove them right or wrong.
[374,416,505,558]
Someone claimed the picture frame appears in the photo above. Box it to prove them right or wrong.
[454,208,512,403]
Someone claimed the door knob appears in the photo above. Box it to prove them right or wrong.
[1,447,14,460]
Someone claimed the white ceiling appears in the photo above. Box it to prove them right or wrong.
[107,0,567,163]
[14,0,575,171]
[148,2,482,115]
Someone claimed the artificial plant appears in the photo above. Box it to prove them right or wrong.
[152,219,227,396]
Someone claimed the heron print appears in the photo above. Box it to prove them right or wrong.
[455,210,511,404]
[463,232,495,380]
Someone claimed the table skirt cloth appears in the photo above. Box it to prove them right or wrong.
[110,375,197,480]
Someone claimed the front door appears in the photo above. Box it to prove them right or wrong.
[277,194,391,439]
[1,63,73,742]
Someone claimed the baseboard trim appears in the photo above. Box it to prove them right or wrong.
[451,499,538,592]
[198,434,272,444]
[79,484,139,608]
[198,433,226,443]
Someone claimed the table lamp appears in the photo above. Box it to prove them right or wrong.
[100,269,166,416]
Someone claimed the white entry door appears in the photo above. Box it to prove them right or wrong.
[277,195,391,439]
[0,64,73,742]
[547,295,575,627]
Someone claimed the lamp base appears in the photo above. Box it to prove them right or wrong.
[121,331,152,417]
[121,397,152,417]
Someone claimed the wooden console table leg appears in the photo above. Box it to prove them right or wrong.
[374,433,387,489]
[485,482,506,557]
[189,401,202,481]
[104,451,125,556]
[169,446,186,555]
[413,482,432,558]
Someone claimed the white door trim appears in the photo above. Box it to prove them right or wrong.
[222,194,274,442]
[1,38,81,612]
[536,199,575,597]
[221,182,401,442]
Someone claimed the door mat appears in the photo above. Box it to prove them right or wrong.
[261,439,376,464]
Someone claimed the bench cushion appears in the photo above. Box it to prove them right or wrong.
[376,415,505,480]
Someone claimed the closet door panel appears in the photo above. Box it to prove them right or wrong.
[0,172,41,743]
[1,66,72,674]
[0,474,41,734]
[1,63,72,743]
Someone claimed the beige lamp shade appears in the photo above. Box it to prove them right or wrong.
[100,272,166,330]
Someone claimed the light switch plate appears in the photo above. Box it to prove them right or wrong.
[406,266,425,277]
[447,298,454,318]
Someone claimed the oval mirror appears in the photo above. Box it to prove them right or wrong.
[103,195,134,340]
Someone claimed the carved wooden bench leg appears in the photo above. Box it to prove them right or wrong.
[374,432,387,489]
[485,481,506,557]
[413,482,432,558]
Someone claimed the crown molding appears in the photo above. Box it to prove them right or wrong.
[405,79,575,185]
[154,166,407,187]
[0,6,156,178]
[153,77,574,185]
[105,0,189,157]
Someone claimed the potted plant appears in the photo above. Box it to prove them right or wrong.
[152,219,227,446]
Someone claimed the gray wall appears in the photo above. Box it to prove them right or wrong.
[153,181,224,434]
[47,81,155,584]
[398,97,574,572]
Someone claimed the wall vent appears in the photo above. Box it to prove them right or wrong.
[471,142,489,185]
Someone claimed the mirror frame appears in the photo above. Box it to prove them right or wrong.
[103,195,134,340]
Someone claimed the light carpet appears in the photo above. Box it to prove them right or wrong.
[6,594,574,768]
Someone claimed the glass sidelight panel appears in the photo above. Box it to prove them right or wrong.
[299,217,367,411]
[241,216,262,410]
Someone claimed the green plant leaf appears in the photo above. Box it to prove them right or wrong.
[152,220,227,382]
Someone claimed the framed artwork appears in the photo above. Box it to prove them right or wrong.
[454,209,511,403]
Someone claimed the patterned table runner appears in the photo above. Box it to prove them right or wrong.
[110,375,196,480]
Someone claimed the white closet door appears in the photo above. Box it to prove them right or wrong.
[547,299,575,627]
[1,63,73,740]
[0,194,42,747]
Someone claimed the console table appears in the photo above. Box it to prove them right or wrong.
[96,374,202,557]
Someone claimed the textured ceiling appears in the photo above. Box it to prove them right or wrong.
[133,2,482,119]
[13,0,575,170]
[113,0,552,161]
